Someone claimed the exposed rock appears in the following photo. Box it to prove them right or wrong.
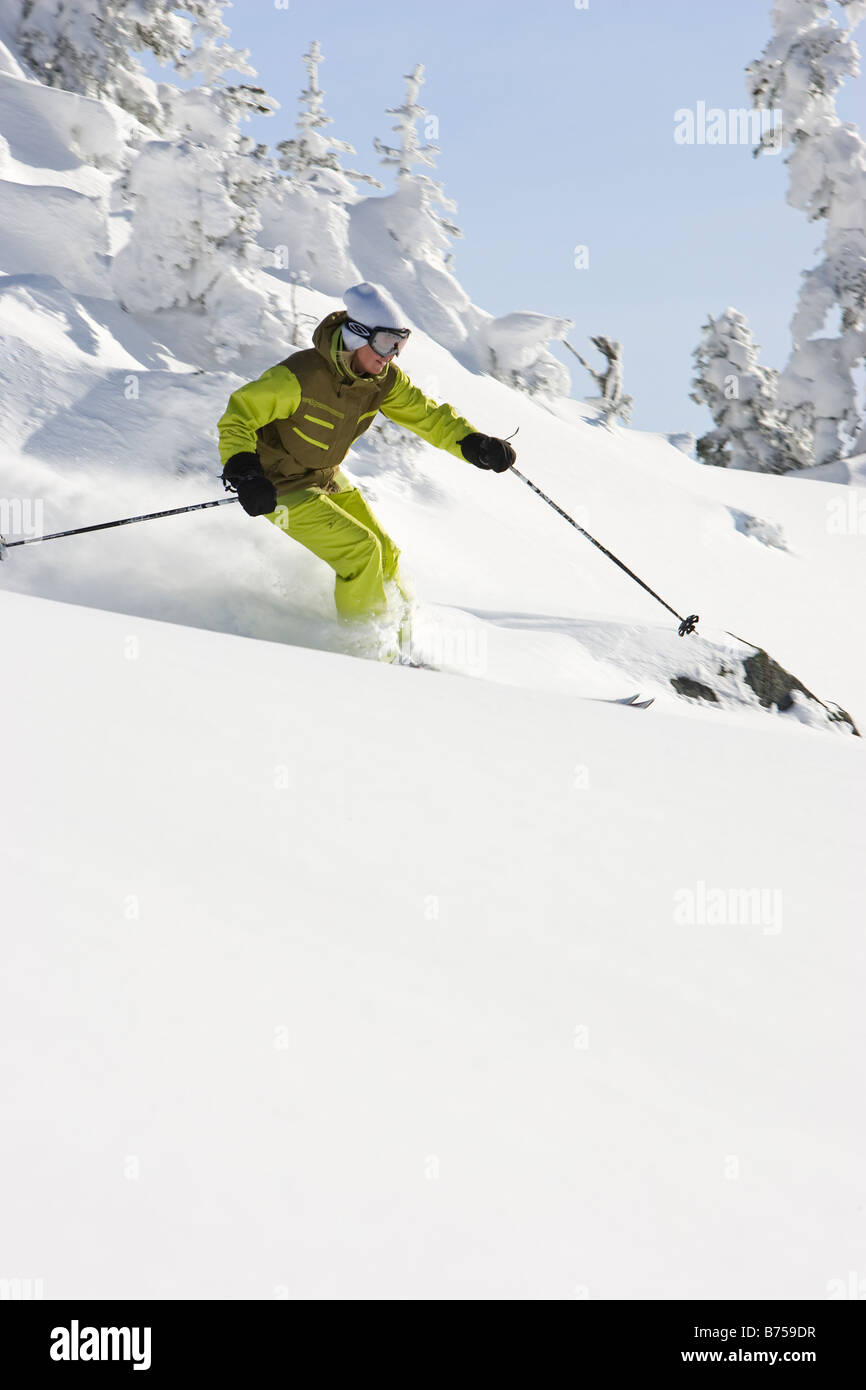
[671,639,859,735]
[741,645,859,735]
[671,676,719,703]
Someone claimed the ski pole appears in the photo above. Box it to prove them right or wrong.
[509,464,699,637]
[0,496,239,560]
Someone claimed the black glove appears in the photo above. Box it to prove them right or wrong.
[222,451,278,517]
[459,433,516,473]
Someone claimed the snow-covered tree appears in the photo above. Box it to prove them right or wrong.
[256,176,363,298]
[111,129,283,365]
[348,63,490,359]
[690,309,812,472]
[174,1,277,145]
[19,0,180,126]
[747,0,866,463]
[348,62,571,392]
[160,79,274,239]
[255,39,375,297]
[565,336,634,424]
[18,1,144,125]
[484,313,573,399]
[173,0,254,88]
[17,1,263,132]
[277,40,382,199]
[372,62,462,248]
[110,7,284,366]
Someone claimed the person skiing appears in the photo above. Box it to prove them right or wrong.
[217,282,516,655]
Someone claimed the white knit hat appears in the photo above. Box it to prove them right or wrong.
[342,282,408,349]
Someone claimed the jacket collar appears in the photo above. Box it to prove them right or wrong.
[312,309,390,385]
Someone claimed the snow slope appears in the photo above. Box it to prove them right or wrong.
[2,264,864,729]
[2,587,864,1299]
[1,17,865,1301]
[0,26,864,730]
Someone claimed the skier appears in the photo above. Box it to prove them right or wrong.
[217,283,516,655]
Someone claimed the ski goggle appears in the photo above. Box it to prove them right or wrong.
[345,320,411,357]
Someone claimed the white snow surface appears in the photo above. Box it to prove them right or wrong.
[1,26,865,1300]
[2,585,864,1300]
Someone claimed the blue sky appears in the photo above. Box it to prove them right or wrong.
[214,0,864,437]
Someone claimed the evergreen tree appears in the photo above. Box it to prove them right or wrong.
[372,62,462,253]
[346,61,480,357]
[691,309,812,472]
[17,0,267,132]
[565,336,634,424]
[747,0,866,463]
[277,40,382,199]
[110,3,282,364]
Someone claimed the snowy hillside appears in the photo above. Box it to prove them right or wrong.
[3,253,864,729]
[2,586,864,1299]
[1,5,865,1301]
[1,17,864,728]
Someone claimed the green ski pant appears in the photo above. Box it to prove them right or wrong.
[263,471,405,620]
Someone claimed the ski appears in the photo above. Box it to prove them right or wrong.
[394,663,654,706]
[594,692,655,708]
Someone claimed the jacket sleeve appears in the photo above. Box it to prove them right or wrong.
[217,364,302,466]
[379,367,477,461]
